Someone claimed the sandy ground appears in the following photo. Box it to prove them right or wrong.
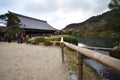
[0,42,71,80]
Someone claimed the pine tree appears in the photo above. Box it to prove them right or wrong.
[108,0,120,10]
[0,12,21,28]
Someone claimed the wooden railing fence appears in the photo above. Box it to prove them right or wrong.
[60,37,120,80]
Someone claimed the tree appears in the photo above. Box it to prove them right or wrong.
[0,12,21,28]
[108,0,120,10]
[0,12,25,35]
[105,9,120,32]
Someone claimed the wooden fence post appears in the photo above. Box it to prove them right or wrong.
[61,37,64,63]
[77,51,83,80]
[61,46,64,63]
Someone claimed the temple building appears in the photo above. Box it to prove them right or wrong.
[9,11,56,35]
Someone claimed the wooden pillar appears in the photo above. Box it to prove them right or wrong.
[61,46,64,63]
[61,37,64,63]
[77,51,83,80]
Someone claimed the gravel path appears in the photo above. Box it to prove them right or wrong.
[0,42,71,80]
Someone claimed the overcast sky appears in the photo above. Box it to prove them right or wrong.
[0,0,111,30]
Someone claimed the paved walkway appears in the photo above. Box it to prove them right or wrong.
[0,42,71,80]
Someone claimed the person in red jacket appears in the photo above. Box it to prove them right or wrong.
[20,33,24,43]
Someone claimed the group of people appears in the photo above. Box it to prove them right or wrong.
[16,33,24,44]
[4,32,24,44]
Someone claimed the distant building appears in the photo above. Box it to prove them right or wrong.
[9,11,57,35]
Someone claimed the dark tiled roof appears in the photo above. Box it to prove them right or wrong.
[9,11,56,31]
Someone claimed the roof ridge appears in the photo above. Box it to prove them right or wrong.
[8,11,47,23]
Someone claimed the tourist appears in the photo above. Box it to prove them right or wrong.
[3,34,7,42]
[7,33,11,43]
[16,33,20,44]
[20,33,24,43]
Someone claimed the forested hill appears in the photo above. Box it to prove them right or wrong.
[63,9,120,37]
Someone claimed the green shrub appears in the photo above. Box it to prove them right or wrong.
[30,41,35,44]
[26,40,32,44]
[44,40,52,46]
[26,35,78,46]
[47,36,61,41]
[34,36,45,44]
[46,35,78,45]
[9,27,25,35]
[52,37,61,41]
[23,38,28,43]
[55,42,60,46]
[63,36,79,45]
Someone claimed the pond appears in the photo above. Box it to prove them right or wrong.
[77,37,120,48]
[77,37,120,80]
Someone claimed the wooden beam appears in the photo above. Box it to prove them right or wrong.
[63,41,120,72]
[78,43,113,51]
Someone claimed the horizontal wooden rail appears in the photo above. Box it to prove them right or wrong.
[78,43,113,51]
[84,46,113,51]
[61,41,120,72]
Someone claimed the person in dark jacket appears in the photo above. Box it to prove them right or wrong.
[7,33,11,43]
[4,34,7,42]
[16,33,21,44]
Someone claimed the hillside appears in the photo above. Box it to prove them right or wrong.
[63,9,120,37]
